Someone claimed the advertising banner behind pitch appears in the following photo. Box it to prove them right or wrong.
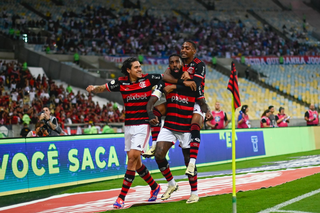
[0,131,265,196]
[232,56,320,65]
[104,55,213,65]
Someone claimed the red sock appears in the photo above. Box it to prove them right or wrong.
[188,174,198,192]
[119,170,135,200]
[156,159,173,182]
[190,123,200,159]
[137,164,158,190]
[151,108,162,142]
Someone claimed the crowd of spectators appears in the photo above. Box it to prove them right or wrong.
[0,60,125,130]
[1,3,319,57]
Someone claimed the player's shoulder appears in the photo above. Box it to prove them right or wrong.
[118,76,128,81]
[193,57,203,64]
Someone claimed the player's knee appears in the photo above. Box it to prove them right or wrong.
[154,147,166,160]
[191,114,202,125]
[127,153,140,164]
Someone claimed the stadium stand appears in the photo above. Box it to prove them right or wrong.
[1,0,319,57]
[0,60,124,137]
[258,11,318,44]
[252,64,320,108]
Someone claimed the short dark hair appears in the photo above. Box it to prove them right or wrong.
[268,105,274,110]
[184,40,197,50]
[121,57,138,76]
[169,54,182,61]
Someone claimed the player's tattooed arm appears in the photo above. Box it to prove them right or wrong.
[86,85,107,94]
[197,98,213,121]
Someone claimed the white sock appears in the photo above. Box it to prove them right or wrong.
[191,190,198,196]
[189,158,196,165]
[168,179,176,187]
[152,141,157,147]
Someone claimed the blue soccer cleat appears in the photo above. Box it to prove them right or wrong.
[148,184,161,201]
[113,197,125,209]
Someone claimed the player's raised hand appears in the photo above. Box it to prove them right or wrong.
[181,71,191,80]
[206,110,213,121]
[86,85,95,93]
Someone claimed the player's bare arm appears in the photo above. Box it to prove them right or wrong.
[197,98,213,121]
[86,85,107,94]
[163,84,176,94]
[163,68,196,91]
[147,96,160,126]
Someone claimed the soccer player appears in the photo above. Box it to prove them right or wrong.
[87,57,167,209]
[165,40,211,177]
[147,54,209,204]
[144,41,211,177]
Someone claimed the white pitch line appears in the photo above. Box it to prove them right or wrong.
[259,188,320,213]
[272,210,313,213]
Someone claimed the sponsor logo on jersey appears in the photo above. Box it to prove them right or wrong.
[171,95,189,104]
[126,93,148,102]
[109,83,119,89]
[151,75,161,79]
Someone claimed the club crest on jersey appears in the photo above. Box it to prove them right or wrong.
[187,67,195,74]
[215,116,221,122]
[139,81,146,88]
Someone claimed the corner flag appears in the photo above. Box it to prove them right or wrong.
[227,62,241,213]
[227,62,241,109]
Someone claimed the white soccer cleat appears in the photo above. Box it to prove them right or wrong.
[142,144,156,158]
[185,163,195,176]
[186,194,199,204]
[161,184,179,200]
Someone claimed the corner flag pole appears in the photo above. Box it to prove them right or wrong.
[227,62,240,213]
[231,96,237,213]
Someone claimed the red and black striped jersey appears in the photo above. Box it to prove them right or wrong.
[106,74,162,126]
[152,80,198,132]
[182,57,206,99]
